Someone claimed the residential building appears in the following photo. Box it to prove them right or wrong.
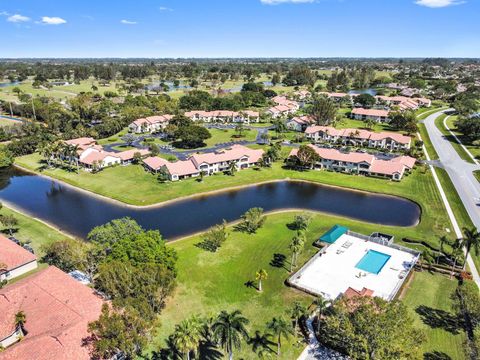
[60,138,150,170]
[144,144,264,181]
[128,115,174,133]
[267,96,300,118]
[286,115,316,132]
[184,110,259,123]
[0,266,104,359]
[0,235,37,282]
[351,108,390,123]
[305,126,412,150]
[289,145,415,180]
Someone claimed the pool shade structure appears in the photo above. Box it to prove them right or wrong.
[319,225,349,244]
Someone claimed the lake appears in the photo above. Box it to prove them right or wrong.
[0,168,420,240]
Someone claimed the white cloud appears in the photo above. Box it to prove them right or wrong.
[40,16,67,25]
[7,14,31,23]
[0,11,10,16]
[159,6,173,11]
[120,19,137,25]
[415,0,465,8]
[260,0,314,4]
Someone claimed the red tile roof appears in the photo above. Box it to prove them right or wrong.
[116,149,150,161]
[0,234,36,272]
[0,266,104,360]
[351,108,390,117]
[344,287,374,299]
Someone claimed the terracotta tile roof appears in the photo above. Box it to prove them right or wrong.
[289,115,315,125]
[185,110,259,118]
[79,150,119,166]
[0,235,36,272]
[143,156,169,171]
[351,108,390,117]
[0,266,104,360]
[191,145,263,166]
[64,138,96,147]
[290,145,375,165]
[369,159,405,176]
[116,149,150,161]
[344,287,374,299]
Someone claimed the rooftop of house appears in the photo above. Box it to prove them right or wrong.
[0,266,104,360]
[305,126,411,144]
[0,234,37,272]
[351,108,390,117]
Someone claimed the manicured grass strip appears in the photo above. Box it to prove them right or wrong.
[435,167,480,270]
[402,272,466,360]
[434,114,474,164]
[473,170,480,183]
[418,123,439,160]
[417,106,449,121]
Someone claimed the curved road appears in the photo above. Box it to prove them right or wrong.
[423,110,480,282]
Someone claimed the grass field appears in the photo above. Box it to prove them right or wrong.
[154,212,466,359]
[154,211,424,358]
[401,272,466,360]
[444,115,480,161]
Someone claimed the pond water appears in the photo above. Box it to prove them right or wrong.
[0,81,20,88]
[0,168,420,240]
[348,88,378,96]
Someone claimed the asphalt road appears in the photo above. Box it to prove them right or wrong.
[423,110,480,283]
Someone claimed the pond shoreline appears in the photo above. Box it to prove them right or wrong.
[13,163,420,212]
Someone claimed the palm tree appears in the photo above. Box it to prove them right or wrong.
[212,310,249,360]
[172,317,202,360]
[255,269,268,292]
[266,317,292,356]
[15,311,27,335]
[289,234,305,271]
[450,245,465,279]
[461,228,480,268]
[313,296,330,332]
[289,302,306,337]
[228,161,237,176]
[248,330,275,359]
[260,132,270,145]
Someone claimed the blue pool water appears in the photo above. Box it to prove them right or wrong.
[356,250,391,274]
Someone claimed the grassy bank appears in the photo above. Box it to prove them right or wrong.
[401,271,466,360]
[0,204,72,256]
[15,152,458,250]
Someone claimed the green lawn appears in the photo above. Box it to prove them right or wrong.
[203,128,258,147]
[0,204,72,256]
[418,123,439,160]
[154,211,436,359]
[401,272,466,360]
[416,106,449,121]
[15,152,458,251]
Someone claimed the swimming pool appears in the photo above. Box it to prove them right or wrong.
[356,250,391,274]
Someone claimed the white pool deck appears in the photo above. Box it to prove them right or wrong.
[289,233,420,301]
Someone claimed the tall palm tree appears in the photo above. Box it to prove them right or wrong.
[15,311,27,335]
[289,234,305,271]
[313,296,330,332]
[248,330,275,359]
[173,317,202,360]
[266,317,292,357]
[255,269,268,292]
[461,228,480,268]
[212,310,249,360]
[289,301,306,337]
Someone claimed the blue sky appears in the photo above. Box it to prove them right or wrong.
[0,0,478,58]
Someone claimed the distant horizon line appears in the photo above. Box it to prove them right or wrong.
[1,56,479,60]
